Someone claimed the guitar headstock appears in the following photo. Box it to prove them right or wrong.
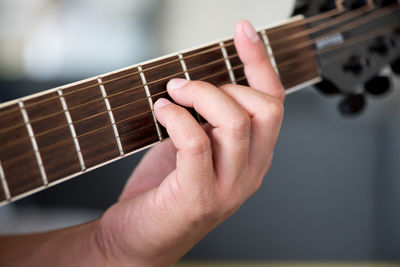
[294,0,400,116]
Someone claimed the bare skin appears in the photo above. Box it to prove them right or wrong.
[0,20,284,267]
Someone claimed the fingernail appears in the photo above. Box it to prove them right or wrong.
[154,98,171,108]
[167,78,189,90]
[242,20,259,43]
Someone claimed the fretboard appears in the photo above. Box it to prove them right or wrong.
[0,16,320,206]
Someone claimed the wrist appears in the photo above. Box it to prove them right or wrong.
[93,213,146,267]
[94,205,182,267]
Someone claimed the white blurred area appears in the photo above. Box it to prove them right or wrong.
[0,0,294,81]
[158,0,295,53]
[0,0,159,80]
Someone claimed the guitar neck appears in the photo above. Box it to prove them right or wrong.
[0,16,321,206]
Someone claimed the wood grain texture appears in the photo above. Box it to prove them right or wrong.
[0,104,43,196]
[102,68,160,153]
[25,92,81,182]
[63,80,120,168]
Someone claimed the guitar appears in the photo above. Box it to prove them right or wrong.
[0,0,399,207]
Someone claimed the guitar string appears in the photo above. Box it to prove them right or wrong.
[275,23,398,70]
[0,41,237,115]
[0,20,398,151]
[277,20,400,68]
[1,11,396,139]
[266,9,343,33]
[3,68,247,164]
[0,53,242,135]
[273,4,400,57]
[0,3,388,116]
[316,3,398,40]
[2,19,399,163]
[271,5,373,44]
[0,8,398,139]
[274,1,398,43]
[316,21,400,55]
[6,62,244,149]
[3,13,399,162]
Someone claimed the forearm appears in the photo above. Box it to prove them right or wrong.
[0,220,107,267]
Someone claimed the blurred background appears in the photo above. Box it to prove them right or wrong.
[0,0,399,263]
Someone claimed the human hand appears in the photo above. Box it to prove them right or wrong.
[95,20,284,266]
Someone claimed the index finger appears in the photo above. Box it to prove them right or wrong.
[234,20,285,102]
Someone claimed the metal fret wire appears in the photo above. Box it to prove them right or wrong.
[57,89,86,171]
[219,41,236,84]
[97,78,125,156]
[18,101,49,186]
[0,160,11,201]
[138,65,163,141]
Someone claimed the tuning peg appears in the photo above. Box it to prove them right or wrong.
[391,57,400,75]
[343,55,370,75]
[369,37,391,56]
[365,76,392,96]
[314,79,341,96]
[338,94,366,116]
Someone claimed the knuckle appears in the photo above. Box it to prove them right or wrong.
[185,134,210,156]
[259,96,284,122]
[228,111,251,133]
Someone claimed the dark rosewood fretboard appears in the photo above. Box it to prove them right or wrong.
[0,16,320,205]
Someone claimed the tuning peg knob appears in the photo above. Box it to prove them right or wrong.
[365,76,391,96]
[391,57,400,75]
[369,37,391,56]
[338,94,366,116]
[343,55,369,75]
[314,79,341,96]
[370,36,396,56]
